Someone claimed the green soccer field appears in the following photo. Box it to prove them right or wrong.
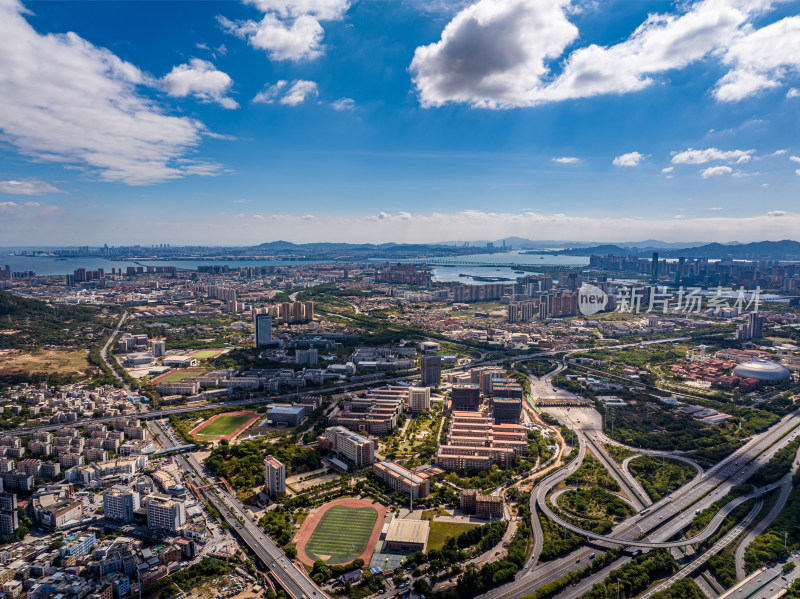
[193,413,254,438]
[304,506,378,564]
[191,349,223,360]
[159,369,205,383]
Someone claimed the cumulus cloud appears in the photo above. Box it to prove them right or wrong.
[219,0,350,61]
[788,88,800,98]
[0,0,219,185]
[410,0,800,108]
[253,79,318,105]
[790,156,800,164]
[771,149,787,156]
[714,16,800,101]
[671,147,755,165]
[162,58,238,109]
[701,165,733,178]
[281,80,318,105]
[0,178,63,195]
[661,166,674,173]
[767,210,787,216]
[331,97,355,110]
[612,151,644,167]
[552,156,580,164]
[410,0,578,108]
[253,80,288,103]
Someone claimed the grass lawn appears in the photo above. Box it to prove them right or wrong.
[191,349,224,360]
[421,508,450,521]
[0,349,89,375]
[304,506,378,564]
[160,369,206,383]
[427,521,479,551]
[193,413,254,438]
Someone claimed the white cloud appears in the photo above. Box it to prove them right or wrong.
[410,0,800,108]
[0,199,57,215]
[253,80,288,103]
[714,16,800,101]
[552,156,580,164]
[162,58,238,109]
[701,165,733,178]
[0,200,36,209]
[788,88,800,98]
[253,79,318,105]
[331,97,355,110]
[0,178,63,195]
[281,80,318,105]
[790,156,800,164]
[767,210,787,217]
[661,166,674,173]
[0,0,219,185]
[771,149,787,156]
[410,0,578,108]
[671,147,755,165]
[708,206,723,210]
[219,0,350,61]
[612,151,644,167]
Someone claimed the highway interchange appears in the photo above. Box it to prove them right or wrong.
[483,360,800,599]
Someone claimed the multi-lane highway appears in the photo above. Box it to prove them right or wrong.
[484,406,800,599]
[147,420,327,599]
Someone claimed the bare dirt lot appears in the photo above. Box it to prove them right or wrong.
[0,349,89,376]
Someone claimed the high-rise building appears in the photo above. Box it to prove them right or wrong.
[408,387,431,412]
[152,340,166,358]
[492,398,522,424]
[295,348,318,365]
[736,311,765,340]
[420,355,441,388]
[451,384,481,411]
[146,495,186,532]
[104,486,140,522]
[747,311,764,339]
[254,312,273,347]
[0,509,18,536]
[323,426,375,466]
[675,257,686,284]
[304,301,314,321]
[264,455,285,497]
[0,492,16,511]
[651,252,659,283]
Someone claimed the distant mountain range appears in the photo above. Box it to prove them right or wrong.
[251,239,800,260]
[254,240,470,257]
[545,240,800,259]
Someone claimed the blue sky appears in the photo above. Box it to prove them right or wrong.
[0,0,799,246]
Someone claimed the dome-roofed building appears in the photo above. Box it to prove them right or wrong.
[733,360,790,383]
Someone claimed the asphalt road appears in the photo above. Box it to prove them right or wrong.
[147,420,327,599]
[483,408,800,599]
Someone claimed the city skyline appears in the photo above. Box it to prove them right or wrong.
[1,0,799,245]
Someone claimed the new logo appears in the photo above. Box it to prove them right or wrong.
[578,284,608,316]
